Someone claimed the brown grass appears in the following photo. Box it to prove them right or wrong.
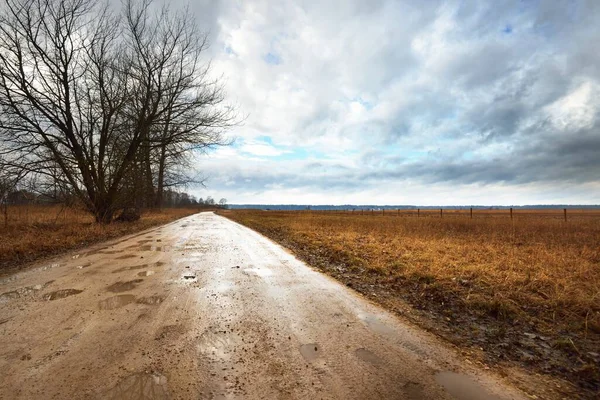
[224,209,600,394]
[0,205,197,272]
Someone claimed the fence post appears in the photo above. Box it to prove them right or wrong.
[440,208,443,218]
[417,208,420,218]
[382,209,385,216]
[470,207,473,219]
[564,208,567,222]
[510,207,513,220]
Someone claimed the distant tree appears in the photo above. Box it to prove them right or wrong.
[219,198,227,207]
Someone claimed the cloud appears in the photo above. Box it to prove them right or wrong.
[182,0,600,204]
[239,140,290,157]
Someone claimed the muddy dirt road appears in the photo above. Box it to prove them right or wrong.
[0,212,528,399]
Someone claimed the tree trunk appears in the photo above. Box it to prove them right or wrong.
[155,145,167,209]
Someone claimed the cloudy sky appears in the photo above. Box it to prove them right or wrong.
[181,0,599,205]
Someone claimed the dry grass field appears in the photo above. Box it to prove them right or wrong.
[224,208,600,394]
[0,205,198,273]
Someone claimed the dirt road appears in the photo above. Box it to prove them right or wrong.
[0,212,528,399]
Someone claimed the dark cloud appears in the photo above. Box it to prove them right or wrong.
[185,0,600,203]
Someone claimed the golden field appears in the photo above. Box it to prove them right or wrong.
[223,208,600,394]
[0,205,197,273]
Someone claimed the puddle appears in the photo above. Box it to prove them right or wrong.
[116,254,136,260]
[102,372,169,399]
[112,264,150,273]
[197,329,235,360]
[299,343,320,362]
[0,291,20,302]
[138,271,155,277]
[403,381,425,398]
[358,313,395,336]
[107,279,143,293]
[43,289,83,300]
[98,294,136,310]
[140,245,163,251]
[242,268,273,278]
[435,371,502,400]
[355,348,382,366]
[137,295,165,305]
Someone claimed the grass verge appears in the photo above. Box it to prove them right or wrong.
[0,205,197,274]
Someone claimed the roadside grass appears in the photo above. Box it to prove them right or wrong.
[0,205,197,272]
[223,209,600,394]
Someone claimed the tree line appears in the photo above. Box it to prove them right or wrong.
[0,0,234,223]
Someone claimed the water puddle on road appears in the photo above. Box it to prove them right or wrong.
[102,372,169,399]
[355,348,383,366]
[140,245,164,252]
[137,295,165,305]
[242,267,273,278]
[98,294,136,310]
[0,291,20,302]
[107,279,143,293]
[434,371,502,400]
[358,313,396,336]
[43,289,83,301]
[113,262,165,273]
[116,254,137,260]
[197,329,236,361]
[299,343,320,362]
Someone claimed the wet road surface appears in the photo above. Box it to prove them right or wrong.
[0,212,527,399]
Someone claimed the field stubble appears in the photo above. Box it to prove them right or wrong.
[224,209,600,397]
[0,205,197,273]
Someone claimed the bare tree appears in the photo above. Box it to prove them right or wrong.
[0,0,233,222]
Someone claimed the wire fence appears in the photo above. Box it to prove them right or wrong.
[254,207,600,222]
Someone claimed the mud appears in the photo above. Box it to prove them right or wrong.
[102,372,169,399]
[0,212,536,400]
[98,294,137,310]
[355,348,383,366]
[0,280,54,302]
[136,295,165,305]
[299,343,320,362]
[112,264,152,273]
[435,371,503,400]
[43,289,83,300]
[140,245,163,251]
[107,279,144,293]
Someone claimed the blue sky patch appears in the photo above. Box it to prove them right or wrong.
[263,52,282,65]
